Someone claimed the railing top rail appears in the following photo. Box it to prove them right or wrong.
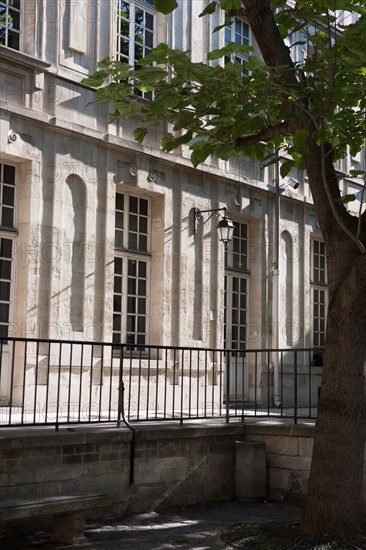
[0,336,319,355]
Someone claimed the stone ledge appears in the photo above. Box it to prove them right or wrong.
[244,423,316,437]
[0,422,246,449]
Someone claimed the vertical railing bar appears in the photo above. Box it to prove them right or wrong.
[128,348,133,419]
[172,348,176,419]
[188,349,192,418]
[108,345,114,421]
[155,347,159,420]
[78,343,84,423]
[44,341,51,424]
[67,342,73,423]
[137,347,142,420]
[33,341,40,425]
[146,347,151,420]
[88,344,95,422]
[55,343,62,430]
[241,352,245,421]
[294,350,298,424]
[308,349,312,418]
[204,350,208,419]
[267,351,270,417]
[117,345,124,427]
[180,349,184,424]
[211,351,214,418]
[219,351,223,417]
[280,351,284,417]
[163,348,168,419]
[254,351,258,417]
[99,344,104,422]
[195,349,199,418]
[225,349,230,424]
[233,352,237,418]
[19,341,26,426]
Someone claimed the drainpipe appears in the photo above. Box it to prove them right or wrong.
[273,152,281,407]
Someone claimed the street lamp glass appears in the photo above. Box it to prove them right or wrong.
[217,215,234,249]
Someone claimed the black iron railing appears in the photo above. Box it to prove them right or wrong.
[0,337,322,428]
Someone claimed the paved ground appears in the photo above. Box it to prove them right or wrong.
[1,501,303,550]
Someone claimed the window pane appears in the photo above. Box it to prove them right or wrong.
[114,275,122,294]
[0,259,11,279]
[127,296,136,313]
[0,238,13,258]
[0,281,10,300]
[138,261,146,278]
[0,304,9,322]
[115,211,124,229]
[116,193,124,211]
[138,298,146,314]
[113,314,121,332]
[128,260,137,276]
[139,235,147,252]
[2,185,15,206]
[130,196,138,213]
[2,207,14,227]
[129,214,138,232]
[3,164,15,184]
[114,295,122,312]
[114,257,123,274]
[129,233,138,249]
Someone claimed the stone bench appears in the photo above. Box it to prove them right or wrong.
[0,493,110,544]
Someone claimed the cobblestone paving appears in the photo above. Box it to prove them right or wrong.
[1,501,303,550]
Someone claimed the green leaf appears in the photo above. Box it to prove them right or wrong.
[208,44,253,61]
[219,0,243,11]
[190,141,212,167]
[96,57,112,69]
[133,127,148,143]
[280,159,295,178]
[153,0,178,15]
[337,194,356,204]
[199,1,217,17]
[293,128,310,148]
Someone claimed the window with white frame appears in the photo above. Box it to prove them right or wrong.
[0,0,21,50]
[0,162,17,339]
[116,0,155,98]
[311,239,327,349]
[113,192,150,348]
[224,18,250,73]
[224,221,249,353]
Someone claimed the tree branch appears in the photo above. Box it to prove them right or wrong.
[236,122,289,147]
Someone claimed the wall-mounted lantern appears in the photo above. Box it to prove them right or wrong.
[193,207,235,250]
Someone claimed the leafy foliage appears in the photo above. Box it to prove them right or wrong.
[83,0,366,184]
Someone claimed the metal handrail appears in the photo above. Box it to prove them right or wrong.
[0,337,322,429]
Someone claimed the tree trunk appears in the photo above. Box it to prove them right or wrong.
[301,248,366,537]
[244,0,366,536]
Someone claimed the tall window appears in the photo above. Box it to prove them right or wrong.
[224,222,249,353]
[0,163,16,338]
[116,0,155,98]
[224,18,250,72]
[113,192,150,348]
[311,239,327,348]
[0,0,21,50]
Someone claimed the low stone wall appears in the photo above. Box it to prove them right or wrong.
[245,424,315,501]
[0,423,245,519]
[2,422,364,524]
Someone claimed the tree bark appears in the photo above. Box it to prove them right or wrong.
[301,249,366,536]
[244,0,366,537]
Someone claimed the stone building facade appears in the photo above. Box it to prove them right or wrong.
[0,1,364,411]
